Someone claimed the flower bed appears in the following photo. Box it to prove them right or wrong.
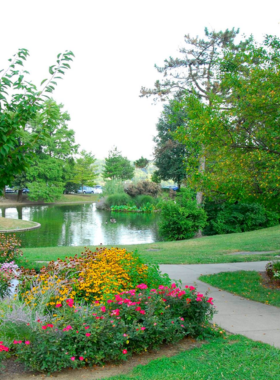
[0,243,215,374]
[0,283,215,373]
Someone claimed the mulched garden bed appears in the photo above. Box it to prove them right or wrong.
[259,271,280,290]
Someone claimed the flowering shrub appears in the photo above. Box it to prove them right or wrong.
[18,247,171,308]
[0,283,215,373]
[0,261,19,299]
[0,234,23,264]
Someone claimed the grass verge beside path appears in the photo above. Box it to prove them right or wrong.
[21,225,280,266]
[199,271,280,308]
[104,335,280,380]
[0,217,39,231]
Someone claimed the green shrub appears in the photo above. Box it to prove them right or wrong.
[125,181,161,197]
[0,234,23,264]
[134,195,155,208]
[105,193,132,207]
[159,198,207,241]
[102,180,125,196]
[204,201,280,235]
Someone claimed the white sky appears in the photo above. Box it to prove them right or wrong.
[1,0,279,161]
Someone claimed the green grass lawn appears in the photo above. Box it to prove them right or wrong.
[59,194,100,203]
[0,217,39,231]
[21,225,280,266]
[199,270,280,308]
[104,335,280,380]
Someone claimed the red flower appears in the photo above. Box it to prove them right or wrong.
[122,349,127,354]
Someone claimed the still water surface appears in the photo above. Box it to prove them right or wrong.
[0,203,161,248]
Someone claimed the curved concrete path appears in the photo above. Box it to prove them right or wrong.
[160,261,280,348]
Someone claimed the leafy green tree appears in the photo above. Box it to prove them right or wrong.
[175,35,280,209]
[141,28,251,204]
[103,147,134,180]
[134,157,149,169]
[13,100,78,202]
[153,99,188,190]
[0,49,74,194]
[71,150,97,192]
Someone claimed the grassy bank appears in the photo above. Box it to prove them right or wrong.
[21,224,280,266]
[0,193,100,205]
[0,217,39,231]
[105,335,280,380]
[200,271,280,308]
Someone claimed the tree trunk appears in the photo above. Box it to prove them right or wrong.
[17,189,23,202]
[2,187,6,199]
[196,155,205,206]
[195,154,205,238]
[17,207,23,219]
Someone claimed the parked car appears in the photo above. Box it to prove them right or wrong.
[22,188,30,193]
[77,186,95,194]
[93,186,103,194]
[5,186,16,193]
[161,185,179,191]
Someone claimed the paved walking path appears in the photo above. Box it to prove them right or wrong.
[160,261,280,348]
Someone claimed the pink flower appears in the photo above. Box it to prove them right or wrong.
[135,306,141,311]
[71,357,75,361]
[123,334,127,337]
[181,325,185,328]
[100,306,106,312]
[84,326,89,330]
[79,356,84,361]
[137,283,147,289]
[25,341,30,345]
[158,285,165,290]
[154,323,157,326]
[207,297,214,305]
[18,341,22,344]
[141,327,146,331]
[111,309,120,316]
[171,283,176,289]
[189,286,196,291]
[13,340,18,344]
[122,349,127,354]
[107,299,113,303]
[55,303,62,308]
[185,285,189,289]
[150,289,157,292]
[47,324,53,328]
[140,310,146,315]
[42,326,47,330]
[85,333,91,337]
[177,291,186,297]
[180,317,184,321]
[171,321,174,324]
[196,297,202,302]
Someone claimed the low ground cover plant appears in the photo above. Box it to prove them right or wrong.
[111,202,155,213]
[0,282,215,373]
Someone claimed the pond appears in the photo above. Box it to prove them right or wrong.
[0,203,162,248]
